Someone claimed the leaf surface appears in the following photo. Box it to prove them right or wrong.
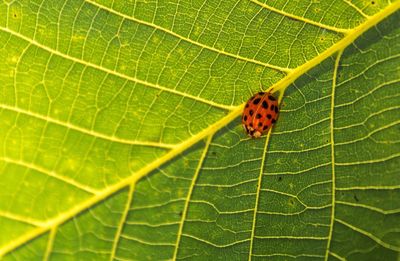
[0,0,399,260]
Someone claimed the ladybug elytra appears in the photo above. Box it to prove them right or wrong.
[242,90,279,138]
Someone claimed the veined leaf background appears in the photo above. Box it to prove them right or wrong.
[0,0,399,260]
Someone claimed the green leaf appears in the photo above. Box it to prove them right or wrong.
[0,0,399,260]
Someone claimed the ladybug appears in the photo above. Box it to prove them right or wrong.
[242,90,279,138]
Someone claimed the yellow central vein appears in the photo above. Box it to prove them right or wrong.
[0,27,235,112]
[1,2,399,256]
[84,0,292,73]
[0,106,241,257]
[324,50,342,261]
[173,135,212,260]
[248,130,271,261]
[250,0,351,34]
[269,2,400,94]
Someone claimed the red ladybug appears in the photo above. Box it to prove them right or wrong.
[242,91,279,138]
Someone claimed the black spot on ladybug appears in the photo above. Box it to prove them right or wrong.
[271,104,275,111]
[275,106,279,113]
[253,98,261,105]
[244,115,247,121]
[263,125,268,130]
[354,195,359,202]
[278,176,282,182]
[245,103,249,108]
[271,119,276,124]
[267,114,272,119]
[268,95,276,101]
[249,123,253,127]
[258,122,263,127]
[258,92,265,95]
[249,110,254,116]
[262,100,268,109]
[256,113,262,119]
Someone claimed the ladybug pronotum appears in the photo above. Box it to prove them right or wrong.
[242,91,279,138]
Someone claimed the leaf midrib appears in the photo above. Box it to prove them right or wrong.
[1,1,399,257]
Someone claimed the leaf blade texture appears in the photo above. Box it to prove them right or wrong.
[0,0,399,260]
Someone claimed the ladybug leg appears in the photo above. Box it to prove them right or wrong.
[242,124,248,134]
[249,129,255,138]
